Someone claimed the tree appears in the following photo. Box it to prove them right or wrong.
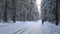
[55,0,58,25]
[12,0,17,23]
[3,0,8,22]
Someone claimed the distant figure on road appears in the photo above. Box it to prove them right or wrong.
[42,20,44,25]
[42,17,47,25]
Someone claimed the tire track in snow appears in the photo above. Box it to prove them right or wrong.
[19,25,35,34]
[13,24,32,34]
[19,23,39,34]
[0,23,26,32]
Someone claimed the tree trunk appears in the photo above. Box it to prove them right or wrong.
[55,0,58,25]
[12,0,17,23]
[3,0,8,22]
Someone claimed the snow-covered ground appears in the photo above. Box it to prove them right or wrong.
[0,20,60,34]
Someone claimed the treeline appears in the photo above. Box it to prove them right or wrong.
[41,0,59,25]
[0,0,39,22]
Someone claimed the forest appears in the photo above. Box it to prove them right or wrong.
[0,0,39,22]
[0,0,60,34]
[0,0,60,25]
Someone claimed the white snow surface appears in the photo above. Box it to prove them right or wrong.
[0,20,60,34]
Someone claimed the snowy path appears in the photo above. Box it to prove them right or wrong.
[0,20,60,34]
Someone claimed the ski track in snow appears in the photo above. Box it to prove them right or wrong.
[0,20,60,34]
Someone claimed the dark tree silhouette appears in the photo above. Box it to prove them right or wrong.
[12,0,17,23]
[3,0,8,22]
[55,0,58,25]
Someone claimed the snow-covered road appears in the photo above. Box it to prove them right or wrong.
[0,20,60,34]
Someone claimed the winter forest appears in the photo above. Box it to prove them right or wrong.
[0,0,59,25]
[0,0,60,34]
[0,0,40,22]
